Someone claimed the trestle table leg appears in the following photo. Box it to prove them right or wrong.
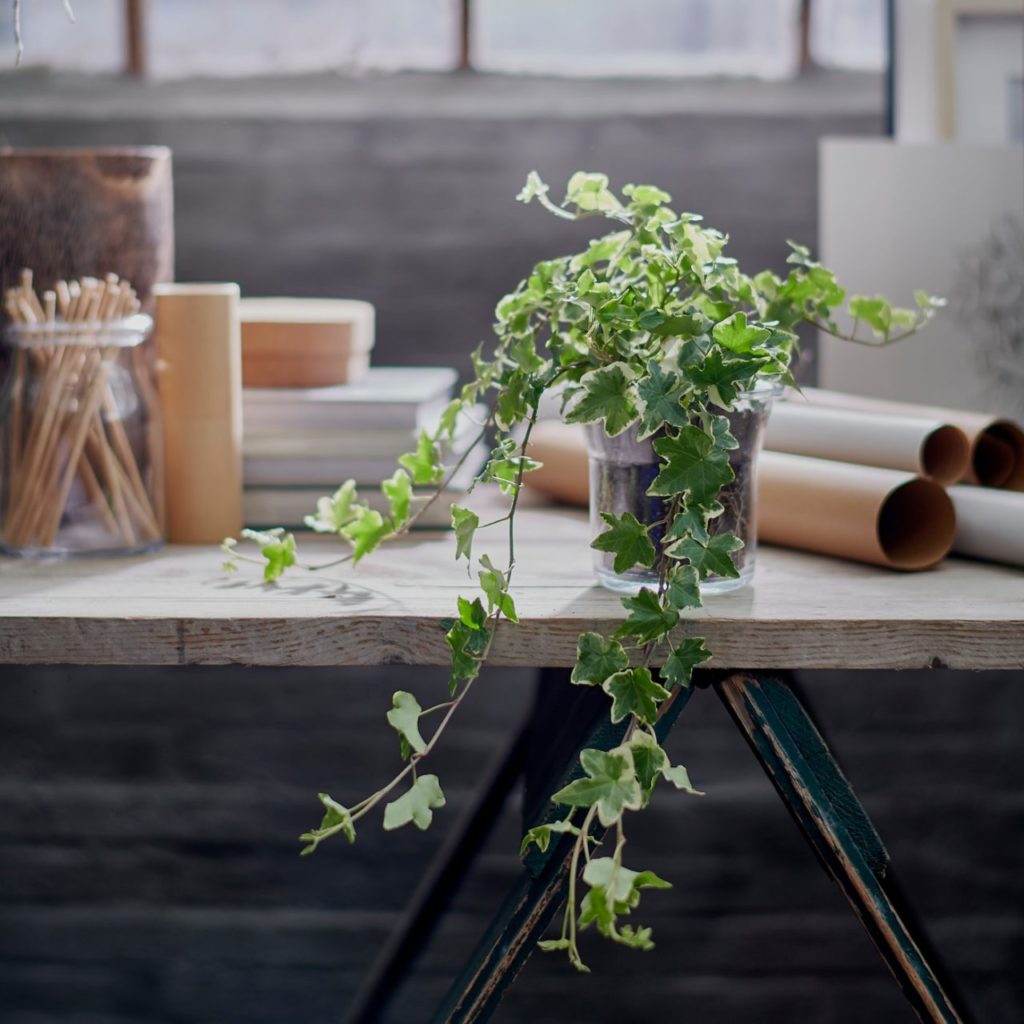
[715,671,970,1024]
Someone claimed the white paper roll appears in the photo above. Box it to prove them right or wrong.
[948,486,1024,568]
[764,401,970,484]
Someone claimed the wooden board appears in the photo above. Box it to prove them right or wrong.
[0,506,1021,670]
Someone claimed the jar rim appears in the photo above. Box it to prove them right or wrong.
[3,313,152,349]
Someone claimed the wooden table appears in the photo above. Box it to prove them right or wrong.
[2,507,1021,1024]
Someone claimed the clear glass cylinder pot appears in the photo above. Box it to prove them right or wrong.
[586,383,782,595]
[0,315,163,557]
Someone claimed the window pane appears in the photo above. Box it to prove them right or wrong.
[474,0,801,79]
[3,0,460,76]
[810,0,887,72]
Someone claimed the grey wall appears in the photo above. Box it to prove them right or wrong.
[0,70,1021,1024]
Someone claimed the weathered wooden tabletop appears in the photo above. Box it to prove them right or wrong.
[0,506,1021,670]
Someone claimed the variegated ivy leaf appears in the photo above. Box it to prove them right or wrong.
[382,469,412,529]
[649,425,734,504]
[450,504,479,564]
[667,532,744,580]
[398,430,444,485]
[564,362,637,437]
[382,774,446,831]
[614,588,679,645]
[635,361,688,438]
[660,637,712,688]
[602,667,670,726]
[551,746,643,827]
[386,690,427,760]
[303,480,362,534]
[591,511,656,574]
[571,632,630,688]
[519,819,581,857]
[299,792,356,855]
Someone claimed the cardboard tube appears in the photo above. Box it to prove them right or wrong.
[948,486,1024,568]
[764,401,969,484]
[799,388,1024,490]
[758,452,955,570]
[155,283,243,543]
[525,420,589,507]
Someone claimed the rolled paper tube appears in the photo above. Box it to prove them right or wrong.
[763,401,970,485]
[757,452,955,570]
[155,283,243,543]
[948,486,1024,568]
[798,388,1024,490]
[524,420,589,507]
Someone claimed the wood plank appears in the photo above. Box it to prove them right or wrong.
[0,506,1021,669]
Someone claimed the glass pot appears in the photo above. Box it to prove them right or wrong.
[0,315,163,557]
[586,382,782,594]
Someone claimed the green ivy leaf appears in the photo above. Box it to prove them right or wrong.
[668,532,743,580]
[298,792,356,855]
[649,425,734,504]
[615,588,679,644]
[662,762,704,795]
[664,500,724,545]
[451,504,479,564]
[551,747,643,827]
[382,774,446,831]
[519,819,581,857]
[382,469,412,529]
[660,637,712,687]
[564,362,637,437]
[445,619,488,695]
[399,430,444,485]
[591,511,656,574]
[565,171,622,213]
[241,528,297,582]
[628,730,669,802]
[712,311,772,353]
[437,398,464,439]
[664,564,701,610]
[303,480,362,534]
[688,348,758,407]
[479,556,519,623]
[385,690,427,760]
[635,361,688,438]
[848,295,892,336]
[603,667,671,726]
[457,595,488,630]
[710,414,739,450]
[341,507,390,563]
[571,632,631,688]
[583,856,672,906]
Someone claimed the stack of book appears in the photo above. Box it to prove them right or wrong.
[242,366,486,529]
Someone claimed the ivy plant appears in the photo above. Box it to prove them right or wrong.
[224,171,940,971]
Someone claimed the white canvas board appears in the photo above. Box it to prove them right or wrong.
[818,139,1024,419]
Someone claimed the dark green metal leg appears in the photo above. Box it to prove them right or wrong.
[716,672,969,1024]
[432,669,695,1024]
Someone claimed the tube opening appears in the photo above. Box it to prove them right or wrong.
[877,478,956,570]
[973,422,1024,490]
[920,425,971,484]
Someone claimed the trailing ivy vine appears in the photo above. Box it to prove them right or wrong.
[224,171,940,971]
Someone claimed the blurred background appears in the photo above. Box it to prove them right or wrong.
[0,1,1022,1022]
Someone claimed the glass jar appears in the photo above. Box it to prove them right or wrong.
[586,382,782,595]
[0,315,163,557]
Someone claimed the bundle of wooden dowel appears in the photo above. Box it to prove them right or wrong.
[2,269,163,552]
